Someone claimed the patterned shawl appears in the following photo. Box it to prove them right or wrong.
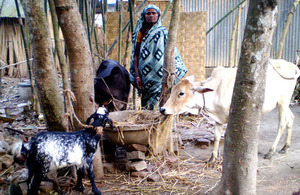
[129,4,187,109]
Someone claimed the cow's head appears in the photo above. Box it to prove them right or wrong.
[160,76,213,115]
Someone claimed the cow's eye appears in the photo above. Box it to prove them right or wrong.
[178,92,184,97]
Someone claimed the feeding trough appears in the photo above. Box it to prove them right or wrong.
[103,110,165,146]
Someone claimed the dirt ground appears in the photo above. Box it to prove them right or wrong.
[176,104,300,195]
[1,77,300,195]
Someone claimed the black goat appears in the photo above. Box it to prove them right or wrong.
[22,107,113,195]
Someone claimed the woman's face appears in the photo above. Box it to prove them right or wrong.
[144,8,159,24]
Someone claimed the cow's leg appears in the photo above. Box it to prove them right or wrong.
[209,123,224,163]
[279,107,294,154]
[264,106,294,159]
[86,160,102,195]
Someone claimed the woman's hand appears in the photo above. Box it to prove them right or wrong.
[136,76,142,89]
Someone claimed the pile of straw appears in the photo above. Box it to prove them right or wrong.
[96,157,221,194]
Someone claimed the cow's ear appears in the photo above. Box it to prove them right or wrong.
[185,75,195,82]
[193,86,214,94]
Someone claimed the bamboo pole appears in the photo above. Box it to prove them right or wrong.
[91,0,98,63]
[276,0,300,59]
[101,0,108,59]
[228,13,238,67]
[49,0,74,131]
[84,0,92,53]
[234,1,246,67]
[14,0,40,114]
[206,0,247,35]
[118,0,123,63]
[122,24,131,68]
[228,0,247,67]
[161,0,172,22]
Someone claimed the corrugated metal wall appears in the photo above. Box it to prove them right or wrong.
[182,0,300,67]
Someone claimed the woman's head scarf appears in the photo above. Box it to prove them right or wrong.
[133,4,162,36]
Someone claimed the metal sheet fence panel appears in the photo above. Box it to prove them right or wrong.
[182,0,300,67]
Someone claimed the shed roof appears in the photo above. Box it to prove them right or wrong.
[0,0,25,18]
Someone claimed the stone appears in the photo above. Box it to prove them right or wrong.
[131,171,149,178]
[126,160,147,172]
[19,182,28,195]
[146,163,154,172]
[0,140,10,154]
[103,162,116,174]
[126,151,145,161]
[147,173,161,182]
[165,156,178,164]
[0,154,14,168]
[125,144,148,152]
[39,181,54,194]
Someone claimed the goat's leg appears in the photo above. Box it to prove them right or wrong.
[75,167,85,192]
[27,172,42,195]
[208,123,224,163]
[26,167,34,192]
[86,161,102,195]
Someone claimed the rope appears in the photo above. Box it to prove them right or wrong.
[64,89,94,130]
[100,78,128,111]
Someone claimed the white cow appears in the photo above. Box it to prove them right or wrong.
[160,59,300,163]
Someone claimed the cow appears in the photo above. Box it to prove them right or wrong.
[95,60,130,112]
[160,59,300,163]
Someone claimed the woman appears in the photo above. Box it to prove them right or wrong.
[129,4,187,110]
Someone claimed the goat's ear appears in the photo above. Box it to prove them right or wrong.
[86,114,94,125]
[107,118,114,130]
[192,86,214,94]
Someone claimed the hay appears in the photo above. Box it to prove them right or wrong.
[111,110,162,126]
[95,157,221,194]
[149,115,174,155]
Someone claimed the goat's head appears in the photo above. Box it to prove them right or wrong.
[86,107,114,135]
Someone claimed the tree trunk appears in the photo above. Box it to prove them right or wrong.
[54,0,95,125]
[21,0,67,132]
[54,0,103,178]
[210,0,278,194]
[159,0,180,106]
[276,0,300,59]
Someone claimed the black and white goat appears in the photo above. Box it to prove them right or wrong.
[21,107,113,195]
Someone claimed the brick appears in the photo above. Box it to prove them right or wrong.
[125,144,148,152]
[126,151,145,161]
[195,138,211,147]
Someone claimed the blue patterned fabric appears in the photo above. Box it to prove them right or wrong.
[129,5,187,109]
